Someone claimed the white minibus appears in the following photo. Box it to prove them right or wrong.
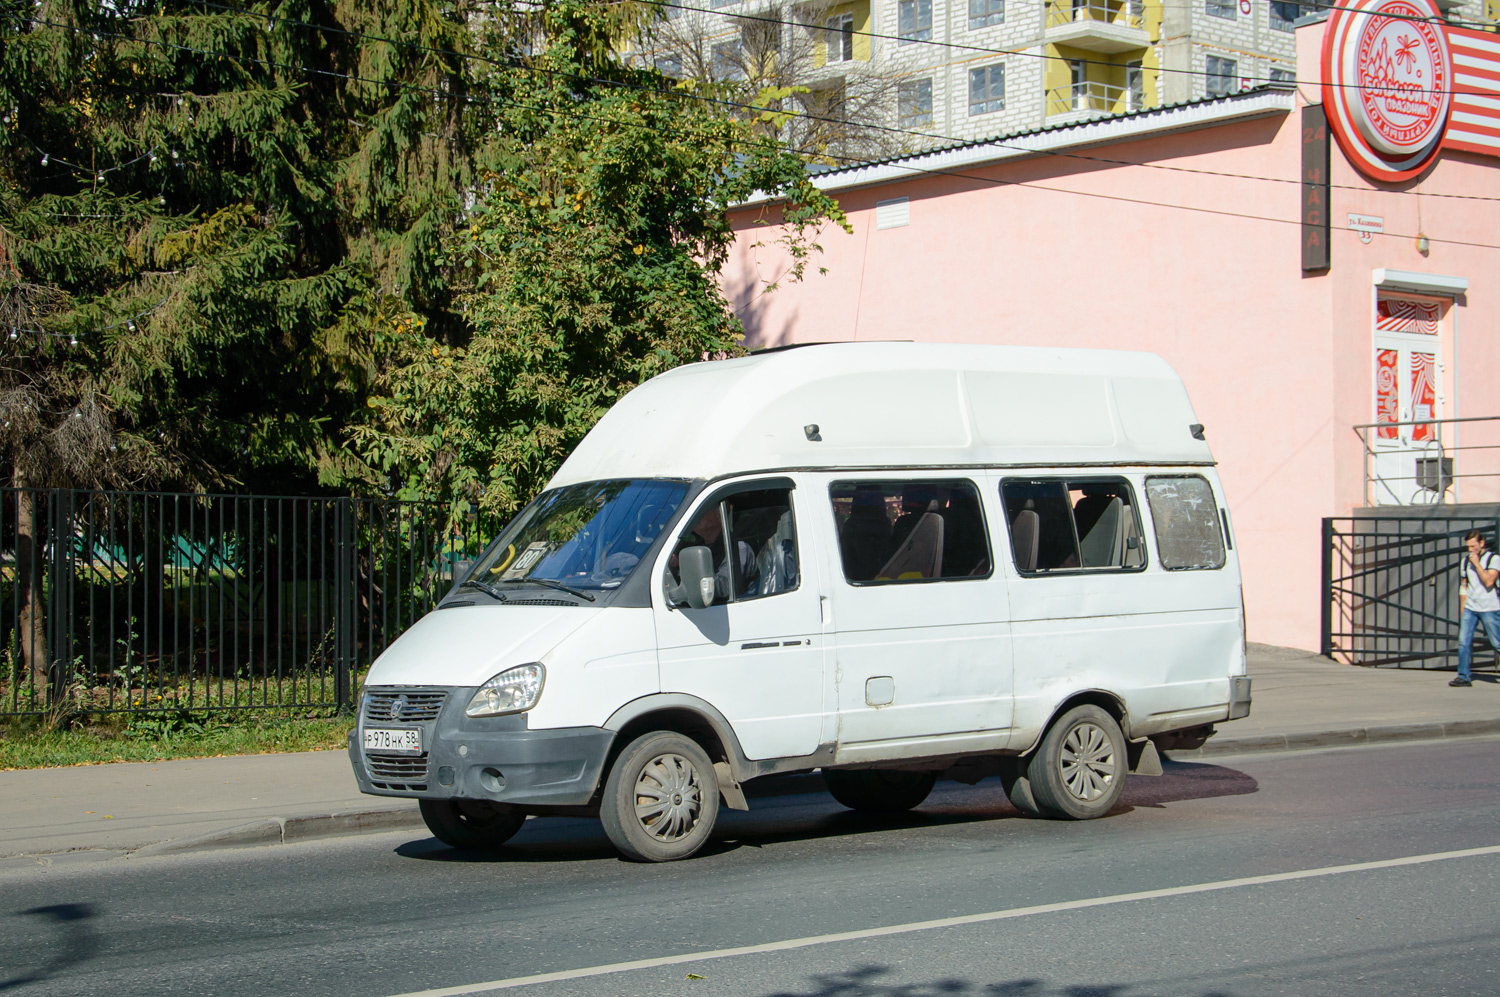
[349,343,1250,861]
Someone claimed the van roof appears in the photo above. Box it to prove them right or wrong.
[548,342,1212,487]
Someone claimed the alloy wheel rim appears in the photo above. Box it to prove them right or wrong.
[1059,721,1117,802]
[634,752,703,841]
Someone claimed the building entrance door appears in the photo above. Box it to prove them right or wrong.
[1371,296,1446,505]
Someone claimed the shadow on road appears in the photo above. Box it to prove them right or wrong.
[394,760,1258,864]
[0,903,99,992]
[751,964,1244,997]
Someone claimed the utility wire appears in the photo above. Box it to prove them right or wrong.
[13,10,1500,246]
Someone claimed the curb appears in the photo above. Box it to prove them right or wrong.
[1167,716,1500,759]
[132,806,426,858]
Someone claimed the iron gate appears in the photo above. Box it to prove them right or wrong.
[1323,513,1500,668]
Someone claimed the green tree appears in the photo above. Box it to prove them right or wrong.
[350,0,844,516]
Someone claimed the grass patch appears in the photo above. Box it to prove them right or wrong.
[0,709,355,770]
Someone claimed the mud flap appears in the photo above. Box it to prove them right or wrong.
[714,761,749,810]
[1127,737,1163,776]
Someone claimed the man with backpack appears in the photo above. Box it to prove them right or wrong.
[1454,529,1500,687]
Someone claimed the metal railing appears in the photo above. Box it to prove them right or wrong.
[1045,81,1143,116]
[1323,513,1500,668]
[1045,0,1146,27]
[0,490,497,717]
[1355,416,1500,507]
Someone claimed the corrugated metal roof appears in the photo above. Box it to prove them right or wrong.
[739,84,1297,205]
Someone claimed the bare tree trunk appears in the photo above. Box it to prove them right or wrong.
[14,468,49,709]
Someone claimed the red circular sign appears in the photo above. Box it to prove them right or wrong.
[1322,0,1452,181]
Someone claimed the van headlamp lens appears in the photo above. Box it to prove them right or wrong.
[465,663,545,717]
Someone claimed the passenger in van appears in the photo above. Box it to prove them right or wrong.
[839,486,891,582]
[672,506,757,601]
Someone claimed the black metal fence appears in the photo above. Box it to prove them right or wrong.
[1322,513,1500,668]
[0,490,494,717]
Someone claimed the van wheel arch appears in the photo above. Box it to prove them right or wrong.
[600,696,753,806]
[1025,690,1131,756]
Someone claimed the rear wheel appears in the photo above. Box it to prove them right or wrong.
[823,768,937,813]
[419,799,527,850]
[600,731,720,862]
[1027,704,1128,820]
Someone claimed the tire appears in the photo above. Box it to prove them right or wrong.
[600,732,720,862]
[1026,704,1128,821]
[823,768,937,813]
[419,798,527,850]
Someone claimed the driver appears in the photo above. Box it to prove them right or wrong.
[672,506,757,602]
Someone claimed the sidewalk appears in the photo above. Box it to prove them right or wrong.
[2,644,1496,867]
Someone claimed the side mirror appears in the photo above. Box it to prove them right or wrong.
[666,546,715,609]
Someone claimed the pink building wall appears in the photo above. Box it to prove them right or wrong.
[722,21,1500,651]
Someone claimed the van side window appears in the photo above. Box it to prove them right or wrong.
[829,479,991,584]
[1144,476,1225,570]
[1001,478,1146,574]
[669,488,799,603]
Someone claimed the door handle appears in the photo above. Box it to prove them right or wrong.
[739,640,810,650]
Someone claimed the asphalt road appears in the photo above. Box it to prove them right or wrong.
[3,738,1500,997]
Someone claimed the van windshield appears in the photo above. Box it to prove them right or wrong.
[462,479,689,595]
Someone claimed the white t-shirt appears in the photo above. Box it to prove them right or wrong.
[1461,550,1500,613]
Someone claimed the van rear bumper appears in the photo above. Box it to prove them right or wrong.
[349,721,614,809]
[1228,676,1252,720]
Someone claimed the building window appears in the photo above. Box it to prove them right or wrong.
[968,64,1005,115]
[968,0,1004,29]
[712,40,745,80]
[898,0,932,43]
[1206,55,1236,97]
[897,77,933,126]
[1270,0,1301,30]
[825,13,854,63]
[654,54,684,77]
[1206,0,1235,19]
[1270,67,1295,83]
[1126,60,1144,110]
[830,480,992,583]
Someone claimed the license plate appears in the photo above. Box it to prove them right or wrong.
[364,728,422,753]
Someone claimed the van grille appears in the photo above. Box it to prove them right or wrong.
[366,753,429,790]
[363,690,446,724]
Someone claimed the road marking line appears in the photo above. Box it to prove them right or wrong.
[386,843,1500,996]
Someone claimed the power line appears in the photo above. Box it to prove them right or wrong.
[630,0,1496,93]
[157,3,1500,205]
[13,9,1500,250]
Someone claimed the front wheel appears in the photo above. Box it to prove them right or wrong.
[419,799,527,850]
[1027,704,1128,820]
[600,732,720,862]
[823,768,937,813]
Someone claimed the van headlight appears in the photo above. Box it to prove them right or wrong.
[465,663,545,717]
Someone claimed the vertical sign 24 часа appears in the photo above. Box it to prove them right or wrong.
[1302,104,1331,272]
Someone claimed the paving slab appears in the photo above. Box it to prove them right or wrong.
[0,643,1495,863]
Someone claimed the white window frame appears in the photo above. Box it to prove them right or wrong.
[1205,0,1235,19]
[825,13,855,63]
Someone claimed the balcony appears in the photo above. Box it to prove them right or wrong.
[1044,81,1146,120]
[1044,0,1149,54]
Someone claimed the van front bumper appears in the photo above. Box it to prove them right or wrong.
[349,687,614,808]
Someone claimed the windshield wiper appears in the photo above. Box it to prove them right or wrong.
[456,578,509,602]
[494,577,597,602]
